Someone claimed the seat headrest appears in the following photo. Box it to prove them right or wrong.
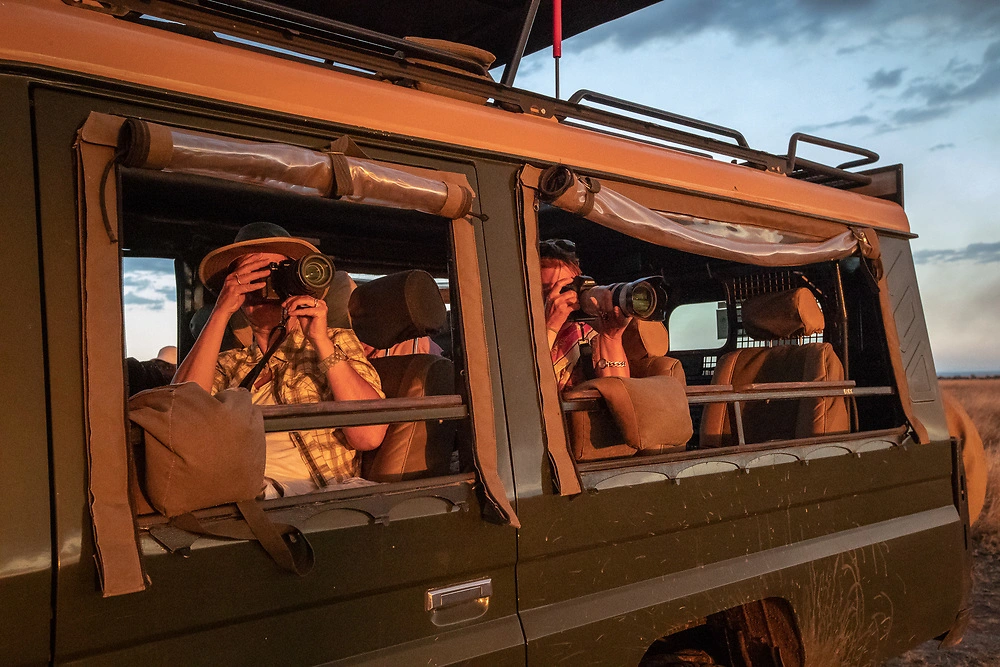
[324,270,357,330]
[622,319,670,359]
[741,287,825,340]
[349,270,447,350]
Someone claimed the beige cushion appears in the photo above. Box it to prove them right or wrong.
[129,383,264,517]
[362,355,456,482]
[569,375,692,461]
[699,343,849,448]
[741,288,825,340]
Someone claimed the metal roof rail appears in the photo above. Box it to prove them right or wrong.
[65,1,882,192]
[557,90,881,189]
[784,133,878,188]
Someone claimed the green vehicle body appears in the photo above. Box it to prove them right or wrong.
[0,2,971,665]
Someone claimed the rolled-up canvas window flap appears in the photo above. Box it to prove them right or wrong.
[532,165,873,267]
[116,117,474,219]
[76,112,148,596]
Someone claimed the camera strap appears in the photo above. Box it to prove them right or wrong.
[577,323,596,381]
[239,323,289,391]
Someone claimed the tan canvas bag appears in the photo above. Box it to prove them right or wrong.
[129,382,313,575]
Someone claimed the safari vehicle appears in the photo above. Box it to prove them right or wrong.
[0,1,976,665]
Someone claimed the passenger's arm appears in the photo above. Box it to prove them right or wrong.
[285,296,389,451]
[587,289,632,379]
[173,255,273,392]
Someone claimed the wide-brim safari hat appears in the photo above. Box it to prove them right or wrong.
[199,222,320,292]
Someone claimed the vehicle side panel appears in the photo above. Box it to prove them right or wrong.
[0,75,54,667]
[515,443,963,664]
[31,85,521,665]
[881,236,948,441]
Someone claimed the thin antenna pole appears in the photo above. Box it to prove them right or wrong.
[553,0,562,98]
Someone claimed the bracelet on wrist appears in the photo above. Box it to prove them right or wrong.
[595,358,627,369]
[317,346,349,373]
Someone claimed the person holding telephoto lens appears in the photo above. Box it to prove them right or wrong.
[539,239,631,390]
[174,222,387,499]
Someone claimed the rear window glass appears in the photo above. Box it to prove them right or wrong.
[123,256,177,361]
[669,301,727,351]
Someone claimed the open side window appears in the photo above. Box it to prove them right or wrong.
[518,165,921,494]
[76,113,515,596]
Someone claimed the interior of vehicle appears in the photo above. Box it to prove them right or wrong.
[540,203,906,460]
[120,167,472,509]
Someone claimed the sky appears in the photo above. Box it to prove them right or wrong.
[510,0,1000,373]
[125,0,999,372]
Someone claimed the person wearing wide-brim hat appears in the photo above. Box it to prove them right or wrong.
[174,223,387,497]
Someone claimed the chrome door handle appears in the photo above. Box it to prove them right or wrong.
[425,577,492,611]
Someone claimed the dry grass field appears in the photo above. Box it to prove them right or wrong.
[889,378,1000,666]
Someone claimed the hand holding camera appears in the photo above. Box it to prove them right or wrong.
[562,275,668,325]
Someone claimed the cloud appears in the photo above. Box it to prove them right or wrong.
[126,257,175,273]
[889,105,955,126]
[569,1,1000,53]
[796,114,876,133]
[123,294,169,310]
[877,39,1000,130]
[867,67,905,90]
[123,259,176,311]
[913,241,1000,265]
[929,143,955,151]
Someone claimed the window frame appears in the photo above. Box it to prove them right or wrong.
[520,167,907,494]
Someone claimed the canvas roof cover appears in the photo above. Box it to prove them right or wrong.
[201,0,661,67]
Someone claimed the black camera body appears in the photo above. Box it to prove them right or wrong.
[563,274,668,321]
[260,253,335,301]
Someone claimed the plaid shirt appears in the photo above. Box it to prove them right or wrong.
[213,327,384,485]
[551,321,598,390]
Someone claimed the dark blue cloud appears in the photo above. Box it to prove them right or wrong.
[123,294,170,310]
[568,0,1000,52]
[867,67,905,90]
[124,257,174,273]
[913,241,1000,265]
[796,115,876,133]
[929,143,955,151]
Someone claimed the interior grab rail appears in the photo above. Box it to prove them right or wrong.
[261,395,468,432]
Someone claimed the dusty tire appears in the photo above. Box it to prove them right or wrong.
[641,648,722,666]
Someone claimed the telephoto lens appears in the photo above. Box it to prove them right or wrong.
[608,277,667,321]
[570,275,668,321]
[268,253,335,299]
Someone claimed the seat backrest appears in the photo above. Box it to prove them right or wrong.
[568,319,689,460]
[700,287,849,448]
[699,343,849,448]
[348,270,452,482]
[364,354,456,481]
[621,319,686,380]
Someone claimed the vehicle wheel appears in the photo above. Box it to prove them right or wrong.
[641,648,723,666]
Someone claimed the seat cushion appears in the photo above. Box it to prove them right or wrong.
[699,343,849,448]
[362,354,456,482]
[568,375,692,461]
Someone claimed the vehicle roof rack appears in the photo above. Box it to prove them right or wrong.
[557,91,878,188]
[66,0,881,192]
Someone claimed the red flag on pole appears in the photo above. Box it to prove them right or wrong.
[553,0,563,58]
[553,0,562,97]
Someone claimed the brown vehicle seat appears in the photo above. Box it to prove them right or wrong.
[700,288,849,448]
[349,270,456,482]
[622,319,686,381]
[567,319,690,461]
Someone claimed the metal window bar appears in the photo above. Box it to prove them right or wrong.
[260,395,468,432]
[561,382,894,447]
